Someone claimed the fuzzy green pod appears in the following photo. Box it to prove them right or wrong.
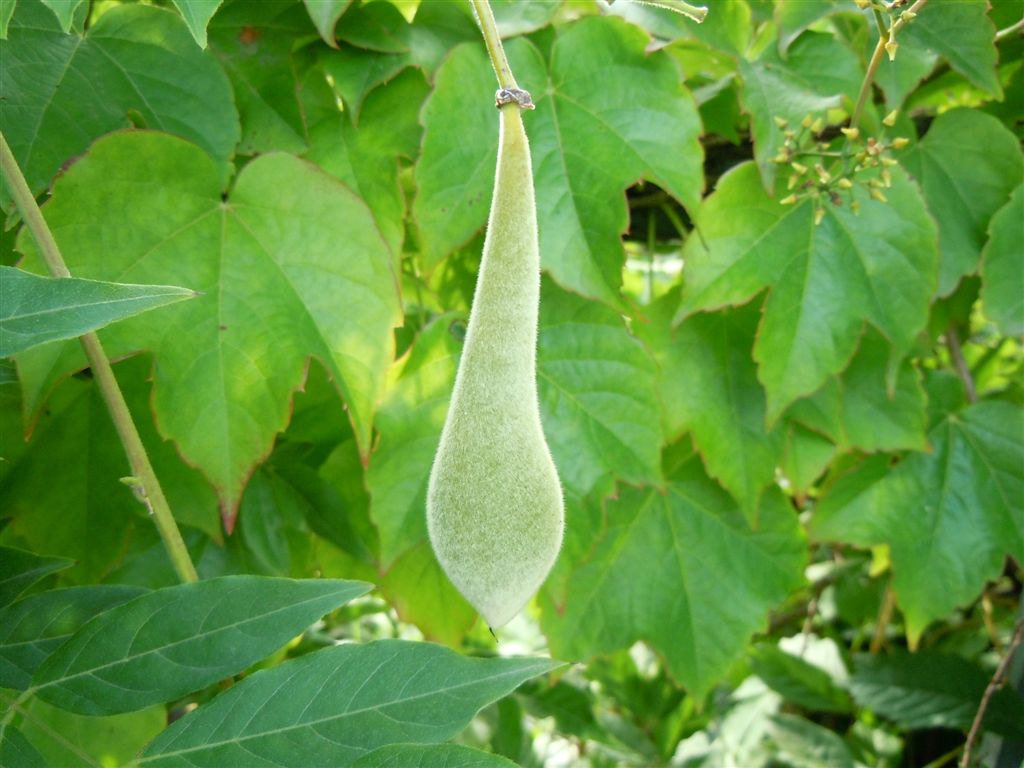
[427,103,564,630]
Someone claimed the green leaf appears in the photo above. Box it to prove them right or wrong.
[415,17,703,307]
[767,714,857,768]
[32,575,372,715]
[787,328,928,453]
[0,584,147,690]
[677,162,938,423]
[751,645,853,714]
[538,280,663,496]
[0,0,238,200]
[38,0,84,32]
[303,0,352,46]
[812,401,1024,644]
[639,294,783,518]
[850,651,1024,737]
[739,31,863,191]
[0,547,72,609]
[2,355,222,573]
[902,0,1002,98]
[170,0,223,48]
[781,423,836,494]
[13,698,165,768]
[368,316,462,566]
[353,743,520,768]
[138,640,560,766]
[334,0,409,53]
[306,66,428,257]
[541,452,806,697]
[0,0,15,39]
[981,182,1024,335]
[0,725,46,768]
[900,108,1023,296]
[775,1,852,54]
[15,131,400,529]
[207,0,317,155]
[0,266,196,358]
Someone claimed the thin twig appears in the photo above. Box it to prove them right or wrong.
[995,17,1024,42]
[0,131,198,584]
[870,581,896,654]
[851,0,930,128]
[947,324,978,404]
[961,618,1024,768]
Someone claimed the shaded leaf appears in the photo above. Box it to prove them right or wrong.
[0,584,147,690]
[38,0,84,32]
[170,0,223,48]
[207,0,318,155]
[538,280,663,496]
[353,743,520,768]
[751,645,853,714]
[739,31,862,190]
[787,328,928,453]
[981,182,1024,335]
[0,0,15,39]
[335,0,409,53]
[639,294,783,518]
[138,640,561,766]
[0,266,196,357]
[812,401,1024,643]
[415,17,703,307]
[775,0,853,54]
[15,131,400,529]
[0,547,71,609]
[303,0,353,47]
[0,0,238,200]
[32,575,372,715]
[850,651,1024,737]
[900,108,1023,295]
[541,452,806,697]
[902,0,1002,98]
[15,698,165,768]
[0,725,46,768]
[768,714,856,768]
[677,162,937,423]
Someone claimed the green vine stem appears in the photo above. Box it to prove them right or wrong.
[468,0,519,92]
[0,131,199,585]
[851,0,930,128]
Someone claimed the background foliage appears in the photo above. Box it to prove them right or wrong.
[1,0,1023,766]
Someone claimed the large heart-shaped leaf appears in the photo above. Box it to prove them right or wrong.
[138,640,560,766]
[900,109,1023,296]
[0,0,238,200]
[812,400,1024,644]
[15,131,401,530]
[541,450,806,698]
[415,16,703,307]
[676,161,937,422]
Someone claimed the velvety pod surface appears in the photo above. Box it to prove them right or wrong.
[427,106,564,629]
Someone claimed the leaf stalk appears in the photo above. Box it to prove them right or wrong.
[0,130,199,585]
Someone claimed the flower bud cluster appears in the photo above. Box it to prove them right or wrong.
[771,111,910,225]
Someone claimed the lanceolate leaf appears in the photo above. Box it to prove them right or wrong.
[900,109,1023,296]
[32,576,372,715]
[980,183,1024,336]
[15,131,400,528]
[0,584,148,690]
[812,401,1024,644]
[352,743,520,768]
[0,547,72,610]
[850,651,1024,737]
[415,17,703,307]
[0,0,238,200]
[0,267,196,357]
[138,640,561,767]
[677,161,938,423]
[541,451,806,697]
